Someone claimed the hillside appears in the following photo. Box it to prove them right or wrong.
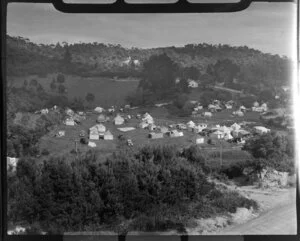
[6,35,292,91]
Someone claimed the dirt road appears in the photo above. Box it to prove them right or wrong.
[220,187,297,235]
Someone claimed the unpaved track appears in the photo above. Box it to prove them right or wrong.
[221,188,297,235]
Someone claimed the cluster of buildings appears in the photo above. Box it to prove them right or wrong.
[190,99,269,118]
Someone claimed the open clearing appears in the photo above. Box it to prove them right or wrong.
[8,74,139,107]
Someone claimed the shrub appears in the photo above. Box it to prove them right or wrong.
[212,191,258,213]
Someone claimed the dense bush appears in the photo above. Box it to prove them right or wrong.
[243,132,295,173]
[8,145,258,234]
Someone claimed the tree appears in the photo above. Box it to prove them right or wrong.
[56,74,65,84]
[70,97,85,111]
[85,93,95,104]
[50,80,57,92]
[182,66,200,80]
[139,53,179,99]
[58,84,66,95]
[239,95,256,108]
[210,59,240,85]
[173,94,189,109]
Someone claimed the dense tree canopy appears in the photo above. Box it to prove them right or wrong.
[139,53,179,99]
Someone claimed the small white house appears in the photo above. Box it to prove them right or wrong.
[7,157,19,171]
[65,118,75,126]
[114,115,125,125]
[89,127,99,140]
[188,79,199,88]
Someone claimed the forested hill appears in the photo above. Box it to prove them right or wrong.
[7,35,292,89]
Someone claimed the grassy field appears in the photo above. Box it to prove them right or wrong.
[8,74,139,107]
[38,104,261,166]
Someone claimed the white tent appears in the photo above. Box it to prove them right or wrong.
[187,121,196,128]
[231,123,241,131]
[94,107,104,113]
[114,115,125,125]
[224,133,233,140]
[254,126,270,134]
[203,112,212,117]
[142,113,154,124]
[88,142,97,148]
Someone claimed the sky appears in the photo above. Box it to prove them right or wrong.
[7,1,296,57]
